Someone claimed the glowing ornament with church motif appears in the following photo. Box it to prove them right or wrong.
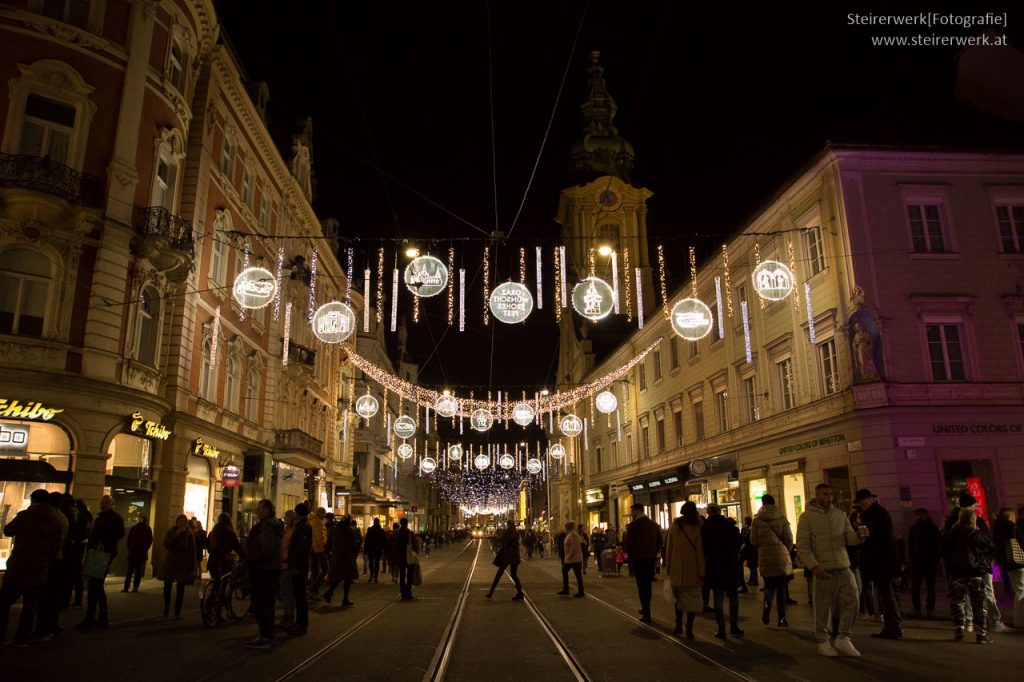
[751,260,795,301]
[559,414,583,438]
[474,453,491,470]
[489,282,534,324]
[233,267,277,309]
[572,277,615,321]
[670,298,713,341]
[498,452,515,469]
[404,255,448,298]
[354,394,379,419]
[393,415,417,440]
[419,457,437,474]
[512,402,536,427]
[595,391,617,414]
[312,301,355,343]
[434,393,459,418]
[447,443,464,460]
[526,458,543,475]
[549,443,566,459]
[397,442,413,459]
[470,408,494,432]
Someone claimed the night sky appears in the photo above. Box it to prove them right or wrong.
[213,0,1019,403]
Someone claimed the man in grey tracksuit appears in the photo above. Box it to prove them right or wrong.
[796,482,868,657]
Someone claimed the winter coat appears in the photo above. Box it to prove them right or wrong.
[795,501,862,571]
[942,524,995,577]
[89,508,126,557]
[1,503,62,589]
[386,531,401,565]
[309,514,327,554]
[246,517,283,573]
[329,522,359,581]
[701,514,741,589]
[287,517,313,574]
[625,515,663,561]
[908,518,941,569]
[750,504,793,578]
[364,523,387,557]
[397,527,417,566]
[493,527,521,568]
[207,524,242,573]
[859,502,900,580]
[126,522,154,562]
[563,530,583,564]
[554,531,567,561]
[158,527,197,583]
[993,518,1024,570]
[665,520,704,588]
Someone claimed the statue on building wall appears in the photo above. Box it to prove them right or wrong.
[847,310,884,382]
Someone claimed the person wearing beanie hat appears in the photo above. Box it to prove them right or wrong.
[959,492,977,509]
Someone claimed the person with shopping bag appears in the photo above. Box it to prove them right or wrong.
[398,518,418,600]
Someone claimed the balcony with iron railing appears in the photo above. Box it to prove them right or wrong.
[287,342,316,368]
[274,428,324,469]
[132,205,195,274]
[0,152,104,207]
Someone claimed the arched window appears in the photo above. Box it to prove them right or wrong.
[244,366,259,421]
[0,247,52,337]
[136,286,160,366]
[224,354,240,412]
[199,338,214,400]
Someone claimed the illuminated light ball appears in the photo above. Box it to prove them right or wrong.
[751,260,795,301]
[571,277,615,321]
[670,298,713,341]
[354,394,379,419]
[233,267,277,309]
[404,255,449,297]
[397,442,413,459]
[434,394,459,418]
[549,443,566,459]
[559,414,583,438]
[594,391,617,414]
[498,453,515,469]
[489,281,534,324]
[312,301,356,344]
[448,443,464,460]
[512,402,536,427]
[470,408,494,432]
[526,458,543,475]
[393,415,416,439]
[420,457,437,474]
[474,453,491,470]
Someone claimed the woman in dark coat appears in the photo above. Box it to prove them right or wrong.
[324,514,359,606]
[158,514,197,618]
[206,513,242,581]
[487,521,524,600]
[700,504,743,639]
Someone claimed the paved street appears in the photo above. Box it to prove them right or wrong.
[3,541,1022,681]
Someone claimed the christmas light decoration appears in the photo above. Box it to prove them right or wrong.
[572,277,615,321]
[345,247,354,305]
[658,244,669,318]
[458,268,466,332]
[237,244,250,321]
[560,414,583,437]
[412,288,420,323]
[274,245,284,321]
[398,442,413,459]
[519,247,527,283]
[549,443,566,459]
[363,268,371,333]
[535,246,543,310]
[420,457,437,474]
[474,452,491,470]
[754,243,765,309]
[552,245,561,322]
[722,244,733,319]
[741,300,752,363]
[715,276,725,339]
[376,247,384,324]
[405,255,448,298]
[559,245,567,308]
[588,248,596,278]
[499,452,515,469]
[209,306,221,366]
[390,267,399,332]
[611,251,619,314]
[526,458,542,475]
[355,394,379,419]
[490,282,534,324]
[308,248,318,322]
[470,408,494,432]
[386,414,391,445]
[788,239,801,313]
[483,245,490,326]
[434,393,458,418]
[447,246,455,325]
[341,408,348,442]
[282,302,291,366]
[512,402,535,426]
[394,415,416,439]
[670,298,713,341]
[616,409,622,441]
[312,301,356,344]
[806,281,816,344]
[448,443,463,460]
[595,391,617,414]
[636,267,644,329]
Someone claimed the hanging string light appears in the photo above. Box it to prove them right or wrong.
[552,245,562,322]
[741,300,752,363]
[363,267,371,333]
[623,247,633,322]
[412,287,420,323]
[307,248,318,322]
[635,266,644,330]
[273,245,284,321]
[715,276,725,339]
[754,242,765,309]
[390,264,399,332]
[459,268,466,332]
[688,246,698,298]
[535,246,543,310]
[787,238,800,313]
[447,246,455,326]
[483,244,490,326]
[209,306,221,366]
[611,250,619,314]
[282,302,291,366]
[722,244,733,319]
[341,408,348,443]
[238,242,249,322]
[806,281,816,344]
[345,247,354,306]
[376,246,384,324]
[658,244,669,318]
[559,245,567,308]
[519,247,527,283]
[588,247,596,278]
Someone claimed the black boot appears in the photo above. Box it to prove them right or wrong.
[685,612,696,640]
[762,603,771,625]
[715,624,727,639]
[673,608,683,636]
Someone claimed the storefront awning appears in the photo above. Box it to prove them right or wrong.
[0,458,71,484]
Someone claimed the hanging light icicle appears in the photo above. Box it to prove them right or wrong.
[588,247,596,278]
[616,409,622,442]
[559,245,567,308]
[482,244,490,326]
[386,413,392,446]
[345,247,354,306]
[425,405,430,434]
[458,268,466,332]
[553,246,562,322]
[623,247,633,322]
[447,246,455,326]
[635,267,644,329]
[412,288,420,323]
[535,246,543,310]
[376,246,385,324]
[307,248,318,322]
[209,306,221,366]
[754,242,765,309]
[519,247,527,283]
[611,250,619,314]
[806,281,816,344]
[715,276,725,339]
[658,244,669,318]
[363,268,371,333]
[273,245,284,321]
[583,417,588,450]
[741,300,752,363]
[788,238,800,313]
[688,246,698,298]
[390,266,399,332]
[722,244,734,319]
[282,302,291,366]
[238,243,249,322]
[342,408,349,442]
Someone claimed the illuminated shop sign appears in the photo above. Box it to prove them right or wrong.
[192,437,220,458]
[630,483,646,492]
[222,465,241,487]
[0,398,63,422]
[662,475,680,486]
[778,433,846,456]
[129,412,171,440]
[646,480,662,488]
[0,423,30,451]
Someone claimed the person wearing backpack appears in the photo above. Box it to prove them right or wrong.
[942,507,997,643]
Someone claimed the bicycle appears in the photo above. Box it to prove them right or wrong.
[200,559,252,626]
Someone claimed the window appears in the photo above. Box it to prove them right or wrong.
[669,337,679,369]
[167,38,187,93]
[0,247,51,337]
[777,358,795,410]
[640,424,650,458]
[39,0,91,29]
[710,303,721,341]
[18,94,76,164]
[152,153,177,211]
[653,350,662,382]
[996,205,1024,254]
[241,167,253,206]
[737,284,747,306]
[259,193,270,227]
[245,367,259,421]
[926,324,966,381]
[688,340,699,359]
[610,440,618,469]
[220,135,235,179]
[693,402,705,441]
[638,363,647,391]
[136,287,160,366]
[656,416,666,453]
[672,410,683,447]
[806,226,826,275]
[626,434,633,462]
[595,447,602,472]
[199,339,214,400]
[225,355,240,412]
[906,204,947,253]
[818,339,840,395]
[209,232,227,286]
[743,376,759,423]
[715,390,728,433]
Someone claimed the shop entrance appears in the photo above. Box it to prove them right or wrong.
[184,454,211,528]
[783,473,806,526]
[824,466,852,515]
[942,459,997,520]
[748,478,768,515]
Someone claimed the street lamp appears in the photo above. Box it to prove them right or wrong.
[404,245,420,258]
[597,244,613,257]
